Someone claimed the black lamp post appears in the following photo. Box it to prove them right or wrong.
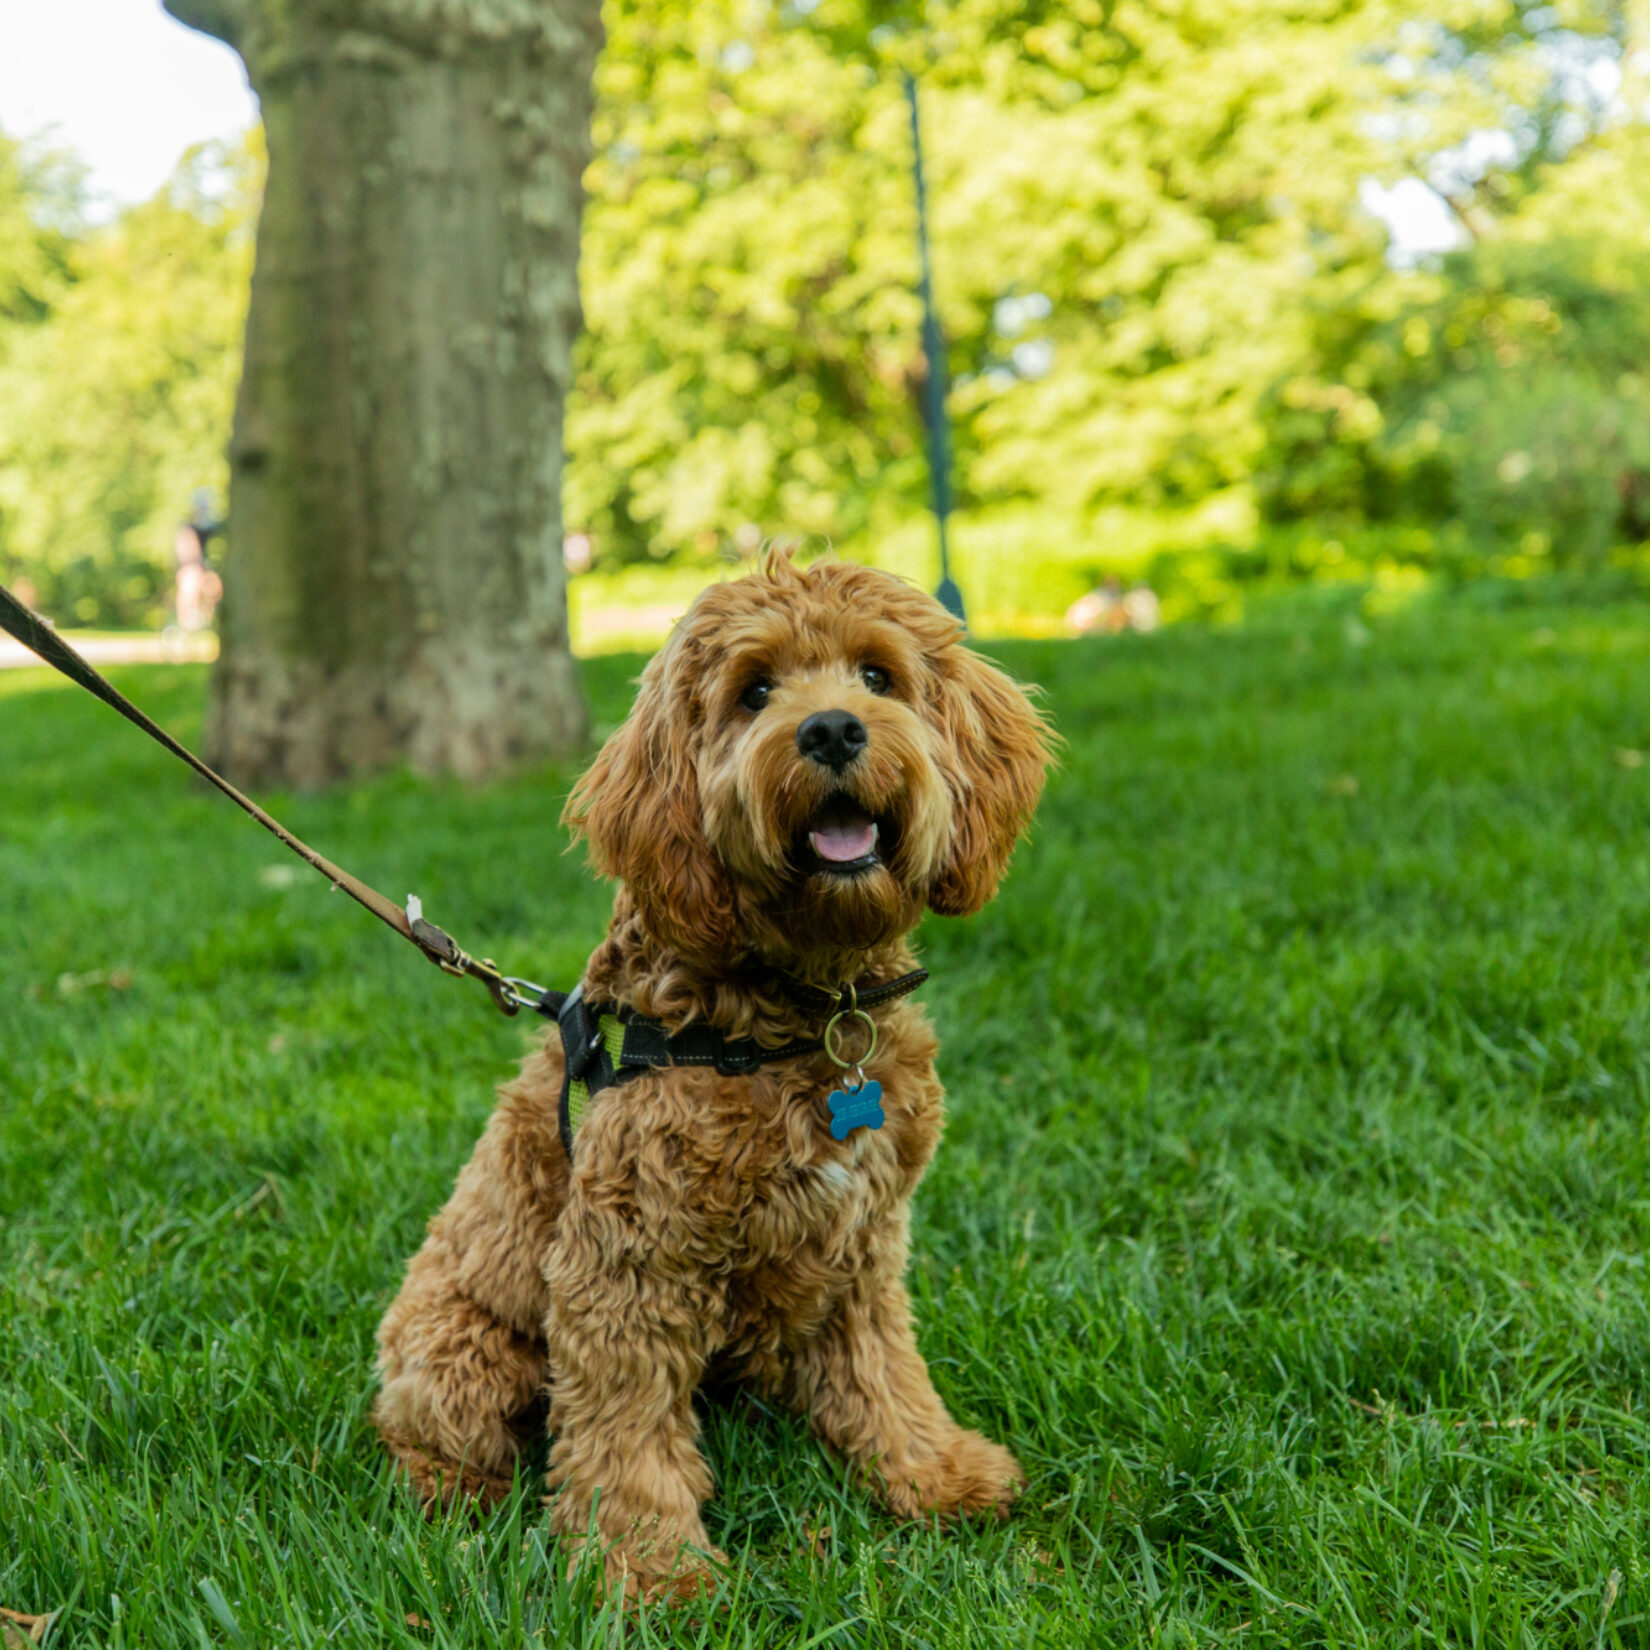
[904,71,965,624]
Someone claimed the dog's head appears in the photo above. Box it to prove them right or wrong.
[566,554,1054,971]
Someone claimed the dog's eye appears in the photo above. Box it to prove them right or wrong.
[739,679,773,712]
[860,665,891,695]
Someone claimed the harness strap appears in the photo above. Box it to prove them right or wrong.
[538,968,929,1160]
[0,580,526,1015]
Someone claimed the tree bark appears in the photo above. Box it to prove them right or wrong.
[165,0,599,785]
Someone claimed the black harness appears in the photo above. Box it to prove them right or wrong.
[537,970,929,1160]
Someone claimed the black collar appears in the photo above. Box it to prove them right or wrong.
[774,968,932,1017]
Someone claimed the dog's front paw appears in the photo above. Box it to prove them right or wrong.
[881,1430,1026,1522]
[561,1523,727,1607]
[382,1436,516,1515]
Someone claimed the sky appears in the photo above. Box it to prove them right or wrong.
[0,0,257,216]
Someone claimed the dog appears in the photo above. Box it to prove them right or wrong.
[372,552,1054,1600]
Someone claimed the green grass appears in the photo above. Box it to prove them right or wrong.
[5,583,1650,1647]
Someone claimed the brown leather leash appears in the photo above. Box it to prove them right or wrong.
[0,580,542,1016]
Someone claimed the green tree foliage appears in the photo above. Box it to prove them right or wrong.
[571,0,1650,569]
[570,0,1420,562]
[4,1,1650,620]
[570,2,926,559]
[1264,228,1650,561]
[0,134,80,333]
[0,135,259,625]
[1257,2,1650,564]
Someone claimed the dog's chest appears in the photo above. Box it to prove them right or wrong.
[740,1118,889,1258]
[684,1078,909,1288]
[624,1055,943,1343]
[716,1134,893,1352]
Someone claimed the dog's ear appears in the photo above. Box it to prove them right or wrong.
[563,648,740,962]
[927,645,1055,917]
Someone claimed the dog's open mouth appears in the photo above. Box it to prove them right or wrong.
[801,796,893,875]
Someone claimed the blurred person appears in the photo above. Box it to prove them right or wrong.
[562,532,593,574]
[1122,583,1161,633]
[1067,577,1160,636]
[1067,576,1125,635]
[172,488,224,633]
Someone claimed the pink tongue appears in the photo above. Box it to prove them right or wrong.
[810,818,878,863]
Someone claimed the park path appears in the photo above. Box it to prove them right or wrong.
[0,608,687,672]
[0,631,218,670]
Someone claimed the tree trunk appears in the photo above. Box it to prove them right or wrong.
[165,0,599,785]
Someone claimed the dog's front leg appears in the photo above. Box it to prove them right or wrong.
[373,1082,562,1511]
[543,1215,724,1603]
[788,1247,1024,1522]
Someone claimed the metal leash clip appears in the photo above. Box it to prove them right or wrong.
[499,975,551,1014]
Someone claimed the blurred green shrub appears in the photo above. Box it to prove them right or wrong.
[1447,370,1650,562]
[0,134,257,628]
[1258,115,1650,566]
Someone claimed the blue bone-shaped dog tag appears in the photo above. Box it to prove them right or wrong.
[827,1078,885,1141]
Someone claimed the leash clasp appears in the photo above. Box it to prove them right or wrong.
[499,975,552,1013]
[406,894,545,1017]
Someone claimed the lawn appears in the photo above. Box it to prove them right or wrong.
[4,583,1650,1647]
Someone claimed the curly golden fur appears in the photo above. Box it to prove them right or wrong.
[372,554,1055,1601]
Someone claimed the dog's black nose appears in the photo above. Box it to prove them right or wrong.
[796,709,868,772]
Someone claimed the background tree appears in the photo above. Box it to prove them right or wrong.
[568,0,1417,563]
[162,0,603,786]
[0,132,78,336]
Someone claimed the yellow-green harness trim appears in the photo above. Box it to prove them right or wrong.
[564,1010,628,1141]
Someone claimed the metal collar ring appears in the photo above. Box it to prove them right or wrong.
[824,1006,878,1070]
